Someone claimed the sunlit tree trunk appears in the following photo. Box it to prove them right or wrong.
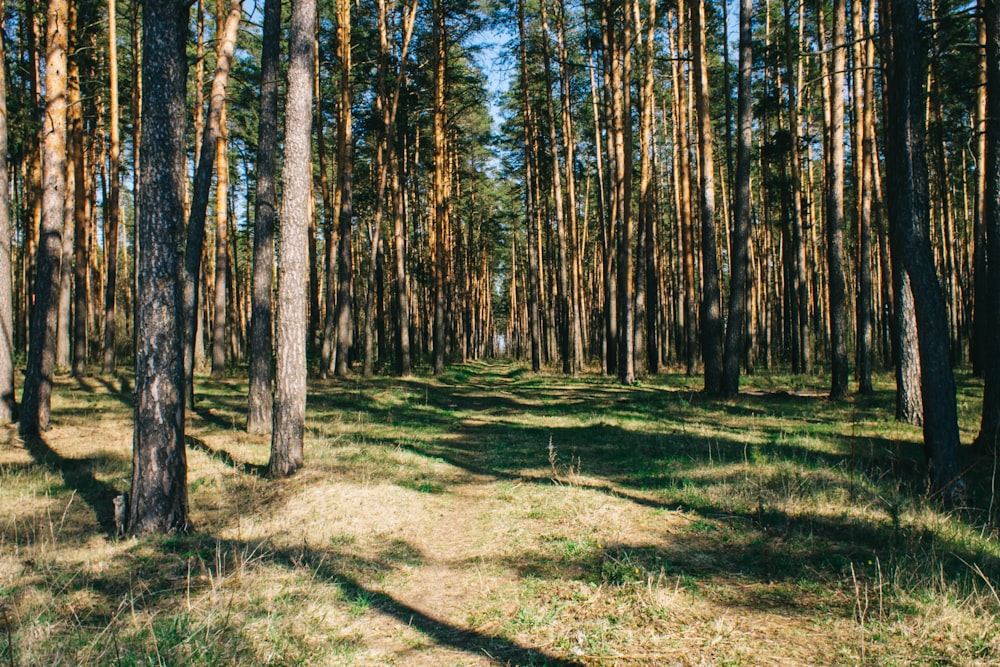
[271,0,315,476]
[58,0,79,373]
[333,0,354,378]
[21,0,69,435]
[519,0,541,373]
[0,0,14,423]
[102,0,121,374]
[431,0,449,374]
[181,0,241,405]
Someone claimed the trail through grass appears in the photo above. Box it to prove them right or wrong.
[1,360,998,665]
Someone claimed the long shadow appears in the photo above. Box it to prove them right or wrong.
[20,433,123,534]
[185,434,268,477]
[263,541,585,667]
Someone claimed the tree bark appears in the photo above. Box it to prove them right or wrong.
[881,0,963,500]
[827,0,849,400]
[331,0,354,378]
[692,0,722,395]
[247,0,279,435]
[129,0,189,536]
[270,0,315,476]
[431,0,449,375]
[21,0,69,436]
[972,0,988,377]
[723,0,753,399]
[0,0,14,423]
[58,0,80,373]
[519,0,542,373]
[181,0,241,405]
[976,0,1000,451]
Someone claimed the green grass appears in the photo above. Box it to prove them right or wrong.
[1,360,998,665]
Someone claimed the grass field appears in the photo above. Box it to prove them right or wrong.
[1,360,998,665]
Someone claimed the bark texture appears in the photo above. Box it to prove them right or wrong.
[270,0,315,477]
[0,0,14,423]
[21,0,68,435]
[129,0,189,535]
[882,0,963,500]
[247,0,279,435]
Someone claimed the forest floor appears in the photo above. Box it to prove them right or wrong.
[1,359,999,666]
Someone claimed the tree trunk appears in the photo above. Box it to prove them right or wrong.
[129,0,189,536]
[102,0,121,374]
[21,0,69,436]
[881,0,963,501]
[976,0,1000,451]
[0,0,14,423]
[333,0,354,378]
[540,0,573,375]
[692,0,722,395]
[58,0,80,373]
[431,0,449,375]
[270,0,315,477]
[247,0,279,435]
[826,0,849,400]
[519,0,541,373]
[972,0,988,377]
[181,0,241,405]
[211,1,231,379]
[723,0,753,399]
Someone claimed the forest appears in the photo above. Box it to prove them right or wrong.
[1,0,1000,663]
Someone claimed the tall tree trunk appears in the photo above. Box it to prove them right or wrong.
[976,0,1000,452]
[692,0,722,395]
[129,0,189,536]
[723,0,753,398]
[0,0,14,423]
[102,0,121,374]
[540,0,572,374]
[431,0,449,374]
[972,0,989,376]
[21,0,69,435]
[607,0,633,385]
[826,0,849,400]
[672,12,697,377]
[181,0,241,406]
[519,0,542,373]
[58,0,79,372]
[635,0,656,375]
[881,0,963,500]
[782,0,809,374]
[854,0,874,394]
[270,0,315,476]
[71,1,88,376]
[333,0,354,378]
[211,1,232,379]
[246,0,279,435]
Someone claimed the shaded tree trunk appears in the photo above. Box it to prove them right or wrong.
[827,0,849,400]
[976,0,1000,451]
[519,0,541,373]
[246,0,279,435]
[129,0,189,536]
[333,0,354,378]
[692,0,722,395]
[270,0,315,476]
[881,0,963,500]
[723,0,753,399]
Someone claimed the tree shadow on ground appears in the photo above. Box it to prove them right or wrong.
[19,433,124,535]
[185,434,268,477]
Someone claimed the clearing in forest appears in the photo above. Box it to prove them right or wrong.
[1,360,998,666]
